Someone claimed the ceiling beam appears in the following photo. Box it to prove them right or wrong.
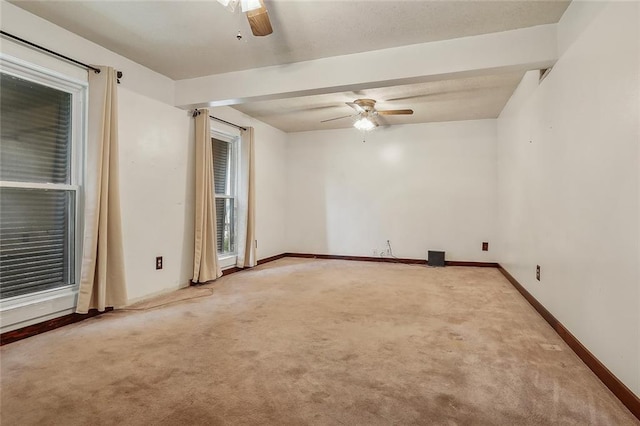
[175,24,558,109]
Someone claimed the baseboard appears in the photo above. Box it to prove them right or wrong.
[257,253,287,265]
[0,307,113,346]
[284,252,497,267]
[221,266,242,276]
[191,253,289,285]
[497,265,640,420]
[445,260,498,267]
[192,253,496,283]
[285,252,425,263]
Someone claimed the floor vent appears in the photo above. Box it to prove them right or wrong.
[428,250,445,267]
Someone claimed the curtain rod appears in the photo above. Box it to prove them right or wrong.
[192,109,247,131]
[0,30,123,82]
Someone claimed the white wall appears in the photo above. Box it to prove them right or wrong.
[497,1,639,395]
[0,0,289,305]
[1,2,196,305]
[286,120,498,262]
[211,106,288,260]
[118,89,194,302]
[0,0,175,105]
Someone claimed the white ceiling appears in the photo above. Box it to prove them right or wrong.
[10,0,570,132]
[233,71,527,132]
[12,0,569,80]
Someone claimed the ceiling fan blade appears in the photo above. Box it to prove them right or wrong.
[346,102,365,113]
[321,114,354,123]
[377,109,414,115]
[246,1,273,36]
[386,94,438,102]
[386,86,504,102]
[375,115,390,128]
[297,104,343,113]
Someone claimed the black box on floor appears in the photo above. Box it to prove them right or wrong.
[428,250,445,267]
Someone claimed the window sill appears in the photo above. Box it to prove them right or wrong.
[0,287,77,333]
[218,254,237,270]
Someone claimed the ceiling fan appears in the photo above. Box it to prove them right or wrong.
[321,98,413,130]
[217,0,273,37]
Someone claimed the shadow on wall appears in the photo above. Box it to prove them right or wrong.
[286,121,498,261]
[180,118,196,284]
[285,133,329,254]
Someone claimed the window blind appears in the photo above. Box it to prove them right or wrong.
[212,137,235,254]
[0,188,74,298]
[0,73,72,184]
[0,73,75,300]
[212,138,230,195]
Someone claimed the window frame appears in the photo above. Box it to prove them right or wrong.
[210,126,240,269]
[0,54,87,332]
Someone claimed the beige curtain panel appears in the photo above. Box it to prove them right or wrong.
[192,110,223,283]
[236,127,256,268]
[76,66,127,314]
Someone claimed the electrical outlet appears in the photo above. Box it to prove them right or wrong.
[536,265,540,281]
[482,242,489,251]
[156,256,163,270]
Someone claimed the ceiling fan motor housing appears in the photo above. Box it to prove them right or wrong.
[354,98,376,111]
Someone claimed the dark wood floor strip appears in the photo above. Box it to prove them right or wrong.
[497,265,640,420]
[284,252,497,268]
[257,253,287,265]
[1,308,112,346]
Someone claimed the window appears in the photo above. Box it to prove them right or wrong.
[212,132,239,259]
[0,55,86,330]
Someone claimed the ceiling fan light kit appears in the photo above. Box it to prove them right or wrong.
[216,0,260,12]
[217,0,273,36]
[241,0,263,12]
[322,98,414,132]
[354,116,377,131]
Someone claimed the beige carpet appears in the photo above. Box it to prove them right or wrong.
[1,258,637,425]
